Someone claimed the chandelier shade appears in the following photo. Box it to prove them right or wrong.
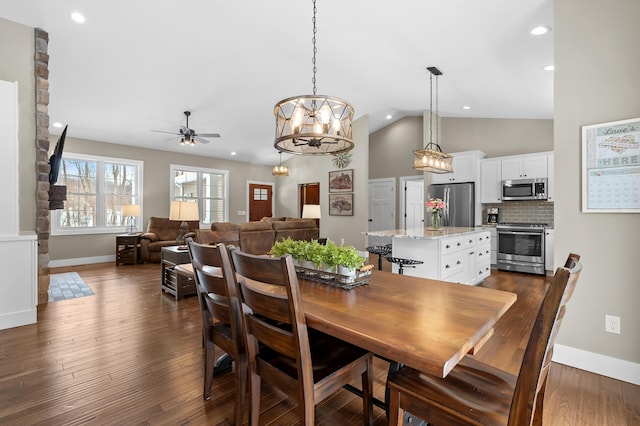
[413,66,453,174]
[272,151,290,176]
[273,0,354,155]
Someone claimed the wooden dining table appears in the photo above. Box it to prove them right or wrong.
[176,262,516,379]
[297,270,516,379]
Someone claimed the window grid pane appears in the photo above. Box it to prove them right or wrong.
[173,168,227,225]
[104,162,138,227]
[59,159,97,228]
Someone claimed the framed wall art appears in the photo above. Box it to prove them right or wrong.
[582,117,640,213]
[329,169,353,193]
[329,193,353,216]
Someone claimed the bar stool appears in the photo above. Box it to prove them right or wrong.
[384,256,423,275]
[366,244,392,270]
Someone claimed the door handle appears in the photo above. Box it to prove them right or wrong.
[368,219,373,222]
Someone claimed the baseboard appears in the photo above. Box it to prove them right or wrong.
[553,344,640,386]
[0,309,37,330]
[49,255,115,268]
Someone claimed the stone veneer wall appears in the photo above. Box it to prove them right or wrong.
[34,28,50,304]
[482,201,554,226]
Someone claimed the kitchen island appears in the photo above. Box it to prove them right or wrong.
[364,227,491,285]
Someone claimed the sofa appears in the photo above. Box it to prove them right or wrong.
[140,217,200,263]
[196,217,319,255]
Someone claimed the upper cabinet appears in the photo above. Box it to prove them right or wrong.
[430,150,486,184]
[480,151,554,204]
[501,154,548,180]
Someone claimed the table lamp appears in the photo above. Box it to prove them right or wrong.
[302,204,321,237]
[122,204,141,234]
[169,200,199,249]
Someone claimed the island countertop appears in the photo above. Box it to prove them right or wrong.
[363,226,487,240]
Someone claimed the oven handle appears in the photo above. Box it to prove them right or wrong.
[498,231,544,236]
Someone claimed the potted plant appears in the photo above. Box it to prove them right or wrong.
[336,245,365,283]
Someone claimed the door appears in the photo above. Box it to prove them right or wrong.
[368,179,395,246]
[299,183,320,219]
[248,183,273,221]
[404,180,424,230]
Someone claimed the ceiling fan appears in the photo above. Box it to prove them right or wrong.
[152,111,220,145]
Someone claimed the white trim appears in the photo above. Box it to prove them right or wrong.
[0,309,37,330]
[552,344,640,386]
[49,255,115,268]
[246,180,275,222]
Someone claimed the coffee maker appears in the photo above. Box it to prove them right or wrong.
[487,207,499,224]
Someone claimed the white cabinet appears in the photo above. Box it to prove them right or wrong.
[488,228,498,266]
[480,158,502,203]
[431,150,485,184]
[392,229,491,285]
[501,154,548,180]
[545,228,554,271]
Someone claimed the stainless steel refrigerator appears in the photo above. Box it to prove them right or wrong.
[428,182,475,227]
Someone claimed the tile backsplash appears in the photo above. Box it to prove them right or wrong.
[483,201,554,226]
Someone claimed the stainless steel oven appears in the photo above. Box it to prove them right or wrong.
[496,223,546,275]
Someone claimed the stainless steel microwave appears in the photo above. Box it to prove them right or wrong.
[502,178,548,201]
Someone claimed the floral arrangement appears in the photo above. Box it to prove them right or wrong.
[425,198,446,213]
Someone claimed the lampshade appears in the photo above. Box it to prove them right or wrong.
[169,201,199,221]
[122,204,140,217]
[302,204,321,219]
[273,0,354,156]
[413,66,454,174]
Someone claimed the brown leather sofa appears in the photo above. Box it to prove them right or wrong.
[196,217,319,255]
[140,217,200,263]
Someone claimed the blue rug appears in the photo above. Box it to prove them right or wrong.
[49,272,95,302]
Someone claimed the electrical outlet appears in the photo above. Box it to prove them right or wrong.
[237,210,246,216]
[605,314,621,334]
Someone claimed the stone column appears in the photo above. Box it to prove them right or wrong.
[34,28,51,304]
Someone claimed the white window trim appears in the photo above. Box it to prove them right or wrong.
[170,164,229,225]
[51,152,144,236]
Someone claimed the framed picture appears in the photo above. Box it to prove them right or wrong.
[329,169,353,193]
[329,193,353,216]
[581,117,640,213]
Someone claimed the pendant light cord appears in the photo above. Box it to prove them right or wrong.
[312,0,317,95]
[428,71,433,147]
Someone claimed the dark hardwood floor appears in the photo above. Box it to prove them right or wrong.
[0,260,637,425]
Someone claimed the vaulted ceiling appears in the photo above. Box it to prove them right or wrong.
[1,0,553,166]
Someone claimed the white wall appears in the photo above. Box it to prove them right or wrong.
[553,0,640,380]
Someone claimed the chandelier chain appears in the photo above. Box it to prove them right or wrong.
[429,71,433,145]
[312,0,317,95]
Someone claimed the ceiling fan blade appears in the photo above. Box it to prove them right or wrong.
[197,133,221,138]
[194,136,211,144]
[151,129,180,135]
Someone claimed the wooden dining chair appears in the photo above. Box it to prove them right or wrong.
[387,253,582,426]
[229,248,374,426]
[187,241,247,426]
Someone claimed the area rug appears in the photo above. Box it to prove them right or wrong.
[48,272,95,302]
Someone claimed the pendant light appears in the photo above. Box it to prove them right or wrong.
[272,151,290,176]
[413,66,453,173]
[274,0,355,155]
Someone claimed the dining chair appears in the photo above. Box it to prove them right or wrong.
[187,240,247,426]
[387,253,582,426]
[229,248,374,426]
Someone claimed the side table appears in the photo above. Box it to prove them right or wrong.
[161,246,196,300]
[116,233,142,266]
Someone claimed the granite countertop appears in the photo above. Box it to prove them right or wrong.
[363,226,488,240]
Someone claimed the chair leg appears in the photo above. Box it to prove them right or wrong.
[249,371,261,426]
[362,357,374,426]
[234,353,247,426]
[388,386,403,426]
[203,340,215,400]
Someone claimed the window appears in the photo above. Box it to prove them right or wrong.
[170,164,229,226]
[52,153,143,235]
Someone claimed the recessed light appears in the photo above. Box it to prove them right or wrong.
[531,26,550,35]
[462,106,471,110]
[386,114,392,120]
[70,12,86,23]
[543,65,555,71]
[230,152,237,156]
[52,122,63,128]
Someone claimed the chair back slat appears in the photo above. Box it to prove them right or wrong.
[508,254,582,425]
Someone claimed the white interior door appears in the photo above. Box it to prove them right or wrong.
[404,180,424,230]
[368,179,395,247]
